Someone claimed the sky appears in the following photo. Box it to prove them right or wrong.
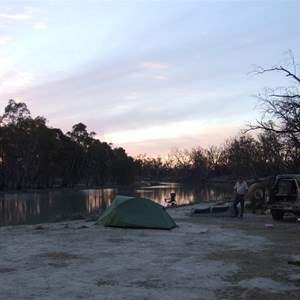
[1,0,300,157]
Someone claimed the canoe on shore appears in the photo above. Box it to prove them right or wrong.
[189,201,230,216]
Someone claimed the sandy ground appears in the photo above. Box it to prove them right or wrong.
[0,205,300,300]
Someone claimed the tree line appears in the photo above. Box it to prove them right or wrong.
[0,99,136,190]
[1,52,300,190]
[135,131,296,182]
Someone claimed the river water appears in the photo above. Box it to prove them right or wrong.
[0,182,233,226]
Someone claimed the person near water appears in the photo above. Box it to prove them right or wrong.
[232,176,248,219]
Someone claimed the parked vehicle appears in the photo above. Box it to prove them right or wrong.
[266,174,300,220]
[248,174,300,220]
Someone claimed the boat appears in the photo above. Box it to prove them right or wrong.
[189,201,230,216]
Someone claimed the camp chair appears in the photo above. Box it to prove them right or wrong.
[165,192,176,206]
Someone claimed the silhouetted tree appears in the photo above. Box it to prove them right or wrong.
[247,50,300,172]
[0,100,137,189]
[86,140,114,186]
[257,131,284,175]
[111,147,135,185]
[224,135,261,178]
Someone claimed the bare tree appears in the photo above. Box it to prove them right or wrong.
[246,50,300,150]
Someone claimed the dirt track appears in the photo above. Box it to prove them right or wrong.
[0,206,299,299]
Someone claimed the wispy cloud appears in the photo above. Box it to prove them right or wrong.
[124,92,142,100]
[0,58,34,92]
[0,12,31,21]
[131,61,171,81]
[1,0,299,157]
[151,75,168,80]
[140,61,170,69]
[104,119,242,156]
[0,36,12,45]
[0,70,34,92]
[33,22,48,29]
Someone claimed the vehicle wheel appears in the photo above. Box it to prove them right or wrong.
[253,187,265,201]
[247,183,265,203]
[247,184,266,213]
[271,210,284,221]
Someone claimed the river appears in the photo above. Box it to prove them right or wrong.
[0,182,233,226]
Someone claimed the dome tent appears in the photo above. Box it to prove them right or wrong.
[95,195,177,230]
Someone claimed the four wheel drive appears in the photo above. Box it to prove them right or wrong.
[266,174,300,220]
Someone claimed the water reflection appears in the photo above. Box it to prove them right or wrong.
[120,182,233,206]
[84,188,116,212]
[0,182,233,226]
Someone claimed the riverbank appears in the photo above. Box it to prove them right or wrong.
[1,206,299,299]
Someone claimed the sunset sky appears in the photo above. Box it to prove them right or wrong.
[1,0,300,157]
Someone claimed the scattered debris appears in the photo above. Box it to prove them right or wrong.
[288,260,300,267]
[0,267,15,273]
[264,224,275,228]
[35,225,45,230]
[76,225,89,229]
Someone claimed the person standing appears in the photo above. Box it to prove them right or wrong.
[232,176,248,219]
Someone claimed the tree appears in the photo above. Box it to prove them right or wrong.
[257,131,285,175]
[0,99,36,189]
[246,51,300,172]
[189,147,209,180]
[67,123,95,147]
[111,147,135,185]
[66,123,95,186]
[203,145,224,177]
[0,99,31,125]
[85,140,114,186]
[248,51,300,144]
[224,135,262,178]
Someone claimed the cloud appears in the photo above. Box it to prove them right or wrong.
[124,92,142,100]
[13,43,253,139]
[108,120,242,157]
[139,61,170,69]
[0,70,34,92]
[0,58,34,92]
[0,7,46,22]
[33,22,48,29]
[2,0,296,158]
[105,120,206,144]
[0,12,31,21]
[0,36,12,45]
[151,75,168,80]
[129,61,171,81]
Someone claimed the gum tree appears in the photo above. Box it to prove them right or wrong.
[247,51,300,172]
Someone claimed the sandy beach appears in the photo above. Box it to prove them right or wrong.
[0,206,299,300]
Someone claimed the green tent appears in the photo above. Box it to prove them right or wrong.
[95,195,177,230]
